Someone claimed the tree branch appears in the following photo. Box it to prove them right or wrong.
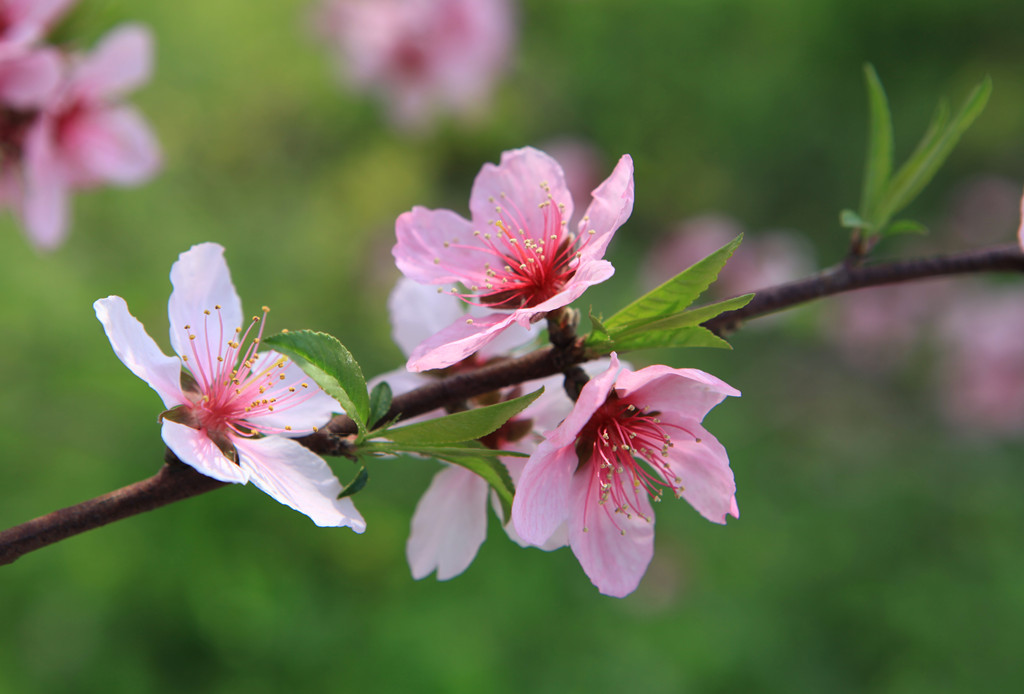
[3,243,1023,564]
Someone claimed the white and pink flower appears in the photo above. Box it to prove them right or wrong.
[317,0,514,129]
[94,243,366,530]
[9,24,161,249]
[512,354,739,597]
[0,0,77,58]
[393,146,634,371]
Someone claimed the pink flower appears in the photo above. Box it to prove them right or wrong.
[15,24,161,249]
[318,0,514,129]
[512,354,739,597]
[93,243,366,530]
[0,0,77,58]
[1017,184,1024,252]
[393,146,634,371]
[0,48,61,109]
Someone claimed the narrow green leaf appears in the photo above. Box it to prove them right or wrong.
[610,294,754,341]
[601,325,733,352]
[599,235,743,336]
[839,209,869,230]
[263,330,370,432]
[876,77,991,228]
[882,219,929,236]
[588,309,610,339]
[339,467,368,499]
[367,381,393,429]
[361,442,528,459]
[381,388,543,445]
[859,64,894,221]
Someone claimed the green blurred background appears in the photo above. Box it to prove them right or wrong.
[3,0,1024,691]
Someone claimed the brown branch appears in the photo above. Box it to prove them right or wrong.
[3,242,1023,564]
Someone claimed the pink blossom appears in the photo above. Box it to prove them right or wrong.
[0,48,61,108]
[512,354,739,597]
[936,285,1024,436]
[1017,184,1024,252]
[393,146,634,371]
[13,24,161,250]
[93,243,366,530]
[317,0,514,129]
[0,0,77,58]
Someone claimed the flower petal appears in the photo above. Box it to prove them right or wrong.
[469,147,574,233]
[657,412,738,524]
[393,206,479,285]
[233,435,366,531]
[241,351,340,434]
[60,105,160,186]
[512,257,614,317]
[544,353,621,448]
[167,242,243,358]
[567,466,655,598]
[71,24,153,102]
[406,464,490,580]
[161,419,248,484]
[0,48,62,108]
[21,118,70,250]
[94,296,185,408]
[576,154,633,261]
[405,311,515,371]
[388,276,468,356]
[511,438,577,545]
[615,364,740,421]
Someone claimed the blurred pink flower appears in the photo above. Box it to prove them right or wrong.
[318,0,514,129]
[0,0,77,58]
[0,47,61,108]
[942,175,1022,246]
[10,24,161,250]
[644,213,814,297]
[512,353,739,598]
[94,243,366,530]
[936,285,1024,436]
[393,146,634,371]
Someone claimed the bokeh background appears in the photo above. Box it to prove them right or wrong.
[3,0,1024,691]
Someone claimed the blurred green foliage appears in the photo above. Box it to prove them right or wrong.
[3,0,1024,692]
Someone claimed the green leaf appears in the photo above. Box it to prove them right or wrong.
[381,388,543,446]
[595,325,733,353]
[588,309,610,340]
[875,76,991,228]
[262,330,370,432]
[339,467,368,499]
[839,209,869,230]
[367,381,393,429]
[882,218,929,236]
[859,64,894,220]
[597,235,742,337]
[361,442,528,459]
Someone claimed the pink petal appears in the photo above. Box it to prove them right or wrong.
[60,105,160,186]
[468,147,574,238]
[406,464,490,580]
[544,353,620,448]
[71,24,153,102]
[21,117,70,250]
[388,277,468,356]
[167,243,243,359]
[393,206,480,285]
[405,311,515,371]
[567,466,655,598]
[94,295,185,409]
[242,351,340,434]
[1017,186,1024,252]
[161,419,249,484]
[614,365,740,421]
[0,48,62,108]
[577,154,634,261]
[510,439,577,545]
[657,412,738,524]
[514,257,614,316]
[7,0,77,29]
[233,435,366,531]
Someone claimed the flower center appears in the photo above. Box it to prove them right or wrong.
[176,306,315,440]
[441,185,597,311]
[577,395,692,531]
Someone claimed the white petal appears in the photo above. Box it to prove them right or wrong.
[234,436,366,531]
[168,243,243,358]
[94,296,184,409]
[161,420,248,484]
[406,464,490,580]
[388,277,466,357]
